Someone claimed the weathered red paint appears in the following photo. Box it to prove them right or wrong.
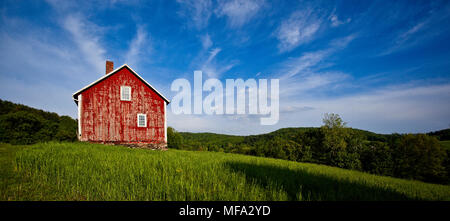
[75,66,167,145]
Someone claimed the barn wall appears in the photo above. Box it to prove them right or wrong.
[80,68,166,143]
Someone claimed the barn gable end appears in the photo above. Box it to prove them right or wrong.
[73,63,169,147]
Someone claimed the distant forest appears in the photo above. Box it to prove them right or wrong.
[168,114,450,185]
[1,99,449,185]
[0,99,77,144]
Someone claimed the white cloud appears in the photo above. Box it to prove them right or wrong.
[0,75,78,117]
[273,35,357,100]
[125,25,150,68]
[328,34,357,48]
[167,110,275,135]
[215,0,266,28]
[398,22,426,40]
[281,83,450,134]
[177,0,213,30]
[328,10,351,27]
[201,48,238,78]
[63,15,106,75]
[206,48,221,63]
[201,33,213,49]
[378,4,450,56]
[378,21,428,56]
[280,71,350,98]
[276,9,323,52]
[274,34,356,97]
[45,0,142,12]
[279,50,329,79]
[167,82,450,135]
[0,16,103,117]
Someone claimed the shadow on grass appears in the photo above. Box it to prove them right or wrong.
[225,161,416,201]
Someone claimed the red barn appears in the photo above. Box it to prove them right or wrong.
[72,61,170,148]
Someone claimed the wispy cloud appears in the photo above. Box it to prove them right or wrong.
[201,47,237,78]
[398,22,426,40]
[275,35,356,98]
[215,0,266,28]
[378,21,428,56]
[63,15,106,75]
[275,8,323,52]
[328,8,351,27]
[2,0,450,136]
[378,3,450,56]
[279,50,329,79]
[206,48,221,63]
[279,71,350,98]
[282,83,450,134]
[278,34,356,79]
[125,25,150,68]
[168,82,450,135]
[0,14,102,117]
[177,0,213,30]
[201,33,213,49]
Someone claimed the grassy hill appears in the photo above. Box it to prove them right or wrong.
[2,142,449,201]
[441,141,450,151]
[0,99,77,144]
[172,125,450,185]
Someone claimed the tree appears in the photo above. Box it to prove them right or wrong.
[392,134,447,182]
[0,111,45,144]
[360,141,394,176]
[322,113,346,129]
[320,113,362,170]
[167,127,183,149]
[0,100,78,144]
[55,116,78,142]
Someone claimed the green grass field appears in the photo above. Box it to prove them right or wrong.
[440,141,450,151]
[1,142,449,201]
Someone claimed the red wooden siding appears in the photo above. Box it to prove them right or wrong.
[79,67,166,143]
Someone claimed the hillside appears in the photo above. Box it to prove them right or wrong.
[428,129,450,141]
[0,99,77,144]
[176,127,449,150]
[171,126,450,185]
[2,142,449,201]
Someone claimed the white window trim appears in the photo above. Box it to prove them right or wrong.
[137,113,147,127]
[120,86,131,101]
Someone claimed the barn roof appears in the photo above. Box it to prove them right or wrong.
[72,64,170,104]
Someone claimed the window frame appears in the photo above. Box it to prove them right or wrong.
[120,86,131,101]
[137,113,147,127]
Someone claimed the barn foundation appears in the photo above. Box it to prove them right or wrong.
[89,141,168,151]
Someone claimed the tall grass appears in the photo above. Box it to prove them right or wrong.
[440,141,450,151]
[2,142,450,200]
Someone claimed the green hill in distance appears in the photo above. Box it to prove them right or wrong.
[0,99,77,144]
[171,126,450,185]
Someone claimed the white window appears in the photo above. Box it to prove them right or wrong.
[120,86,131,101]
[137,114,147,127]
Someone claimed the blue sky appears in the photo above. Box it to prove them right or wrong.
[1,0,450,135]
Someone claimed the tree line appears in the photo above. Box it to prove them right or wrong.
[0,99,78,144]
[168,113,450,185]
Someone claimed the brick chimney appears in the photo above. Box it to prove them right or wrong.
[106,60,114,75]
